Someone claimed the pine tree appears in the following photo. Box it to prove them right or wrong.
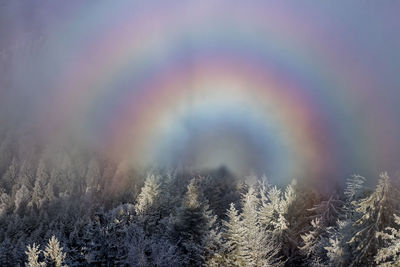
[106,204,135,264]
[135,174,162,235]
[344,175,366,204]
[300,195,345,265]
[14,184,30,212]
[308,195,345,227]
[135,174,161,215]
[125,222,183,266]
[258,180,297,262]
[325,175,366,267]
[44,236,67,267]
[18,159,35,189]
[325,229,346,267]
[82,212,110,265]
[300,218,328,266]
[0,187,10,217]
[222,203,247,266]
[30,160,49,209]
[124,222,150,266]
[25,243,45,267]
[375,214,400,266]
[240,186,282,266]
[1,157,18,193]
[171,178,221,266]
[348,173,398,266]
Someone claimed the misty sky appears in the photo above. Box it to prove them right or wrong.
[1,1,399,187]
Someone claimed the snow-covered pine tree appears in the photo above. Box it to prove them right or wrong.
[82,211,110,265]
[348,173,398,266]
[106,204,135,265]
[66,218,88,266]
[344,175,366,202]
[170,178,221,266]
[258,179,296,263]
[18,159,35,190]
[25,243,45,267]
[30,159,49,209]
[324,175,366,267]
[325,229,346,267]
[240,186,282,266]
[300,195,345,265]
[123,220,181,266]
[43,236,67,267]
[222,202,246,266]
[375,213,400,266]
[308,195,345,228]
[1,157,18,193]
[135,174,161,215]
[135,174,162,235]
[299,218,327,266]
[203,204,224,266]
[14,184,30,213]
[124,222,151,266]
[148,236,182,266]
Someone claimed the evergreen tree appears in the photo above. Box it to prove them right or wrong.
[1,157,18,193]
[0,187,10,217]
[25,243,45,267]
[240,187,282,266]
[43,236,67,267]
[222,203,246,266]
[134,174,163,236]
[258,180,297,262]
[300,195,345,265]
[308,195,345,227]
[171,178,221,266]
[325,175,367,267]
[348,173,398,266]
[135,174,161,215]
[18,159,35,189]
[300,218,328,266]
[125,222,182,266]
[344,175,367,204]
[14,184,30,212]
[106,204,135,264]
[82,212,109,265]
[375,214,400,266]
[30,159,49,209]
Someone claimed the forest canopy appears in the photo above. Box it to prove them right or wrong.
[0,137,400,266]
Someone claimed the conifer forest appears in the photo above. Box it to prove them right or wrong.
[1,1,400,266]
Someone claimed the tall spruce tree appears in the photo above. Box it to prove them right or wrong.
[171,178,221,266]
[325,175,366,267]
[44,236,67,267]
[348,173,398,266]
[240,186,282,266]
